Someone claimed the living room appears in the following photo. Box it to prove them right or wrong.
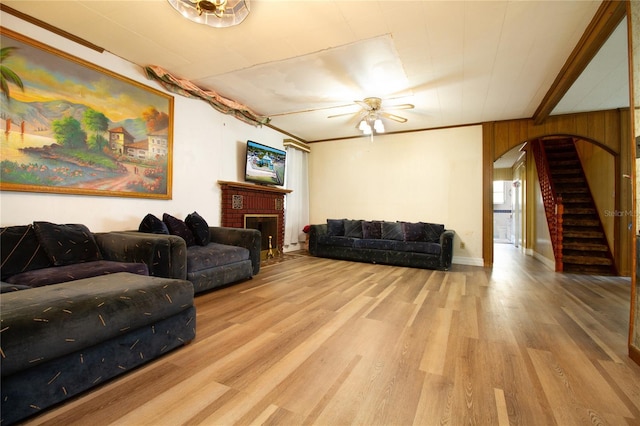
[1,1,640,424]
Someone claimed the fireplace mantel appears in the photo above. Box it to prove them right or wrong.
[218,180,292,194]
[218,181,292,257]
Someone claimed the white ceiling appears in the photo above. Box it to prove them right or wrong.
[1,0,630,143]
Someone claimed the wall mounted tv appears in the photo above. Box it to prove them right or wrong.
[244,140,286,186]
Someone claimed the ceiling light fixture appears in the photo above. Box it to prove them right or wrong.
[359,113,385,137]
[167,0,250,28]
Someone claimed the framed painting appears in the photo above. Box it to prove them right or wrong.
[0,27,173,199]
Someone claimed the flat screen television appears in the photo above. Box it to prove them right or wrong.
[244,140,286,186]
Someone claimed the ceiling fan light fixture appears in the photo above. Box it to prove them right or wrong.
[167,0,250,27]
[374,118,384,133]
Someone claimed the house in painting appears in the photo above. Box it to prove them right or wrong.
[148,128,168,159]
[108,126,135,155]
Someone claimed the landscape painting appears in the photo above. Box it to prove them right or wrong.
[0,27,173,199]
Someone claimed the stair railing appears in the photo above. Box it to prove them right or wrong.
[531,140,563,271]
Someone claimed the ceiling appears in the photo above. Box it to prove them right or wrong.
[1,1,630,144]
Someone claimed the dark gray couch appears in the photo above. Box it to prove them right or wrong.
[126,226,261,294]
[309,219,455,270]
[0,223,195,425]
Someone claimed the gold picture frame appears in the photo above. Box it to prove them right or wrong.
[0,27,173,199]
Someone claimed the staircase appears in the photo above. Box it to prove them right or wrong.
[536,139,615,275]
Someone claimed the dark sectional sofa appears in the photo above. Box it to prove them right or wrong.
[134,212,261,294]
[0,222,196,425]
[309,219,455,270]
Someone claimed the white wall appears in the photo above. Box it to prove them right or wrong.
[0,12,289,234]
[308,126,484,266]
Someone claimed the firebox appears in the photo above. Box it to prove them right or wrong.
[244,214,279,259]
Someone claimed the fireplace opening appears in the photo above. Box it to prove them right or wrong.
[244,214,279,258]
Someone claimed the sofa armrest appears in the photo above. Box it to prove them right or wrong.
[209,227,261,275]
[308,224,327,256]
[439,230,455,270]
[94,232,187,279]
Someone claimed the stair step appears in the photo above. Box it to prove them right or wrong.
[562,255,612,266]
[563,242,609,251]
[562,218,600,227]
[557,187,589,195]
[563,207,596,214]
[563,230,604,239]
[554,177,586,185]
[562,264,614,275]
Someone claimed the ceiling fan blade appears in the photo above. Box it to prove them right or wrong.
[328,111,359,119]
[384,103,414,110]
[355,100,373,110]
[380,111,408,123]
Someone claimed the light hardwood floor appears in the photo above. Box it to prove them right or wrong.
[24,244,640,425]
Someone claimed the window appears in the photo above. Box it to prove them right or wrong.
[493,181,505,204]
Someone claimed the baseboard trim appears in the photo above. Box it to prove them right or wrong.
[453,256,484,267]
[532,251,555,271]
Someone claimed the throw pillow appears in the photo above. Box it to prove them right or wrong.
[403,222,427,242]
[163,213,196,247]
[424,223,445,242]
[361,221,382,239]
[344,219,363,238]
[381,221,403,241]
[33,221,103,266]
[1,225,52,280]
[327,219,345,236]
[138,213,169,234]
[185,211,210,246]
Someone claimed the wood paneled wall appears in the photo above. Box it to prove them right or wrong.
[482,109,634,275]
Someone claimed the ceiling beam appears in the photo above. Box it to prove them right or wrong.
[532,0,626,125]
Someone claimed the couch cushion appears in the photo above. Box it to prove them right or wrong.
[424,222,445,243]
[353,239,397,250]
[186,243,250,273]
[327,219,345,236]
[0,272,194,378]
[5,260,149,288]
[33,222,103,266]
[185,211,210,246]
[361,221,382,239]
[138,213,169,234]
[403,222,427,242]
[163,213,196,247]
[1,225,53,281]
[381,222,403,241]
[317,235,358,248]
[344,220,363,238]
[389,240,442,255]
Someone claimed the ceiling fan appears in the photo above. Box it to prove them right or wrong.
[328,97,415,135]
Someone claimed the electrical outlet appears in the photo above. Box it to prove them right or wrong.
[460,241,465,249]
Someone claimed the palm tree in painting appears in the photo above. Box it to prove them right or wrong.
[0,47,24,101]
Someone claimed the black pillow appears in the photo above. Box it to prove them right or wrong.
[424,223,445,243]
[185,211,210,246]
[163,213,196,247]
[403,222,427,242]
[1,225,53,280]
[344,220,363,238]
[138,213,169,234]
[327,219,345,236]
[361,221,382,239]
[381,222,403,241]
[33,221,103,266]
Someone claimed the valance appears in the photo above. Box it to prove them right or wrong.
[144,65,270,126]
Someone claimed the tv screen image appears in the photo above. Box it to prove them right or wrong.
[245,140,286,186]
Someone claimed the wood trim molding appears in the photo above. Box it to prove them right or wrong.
[0,4,104,53]
[533,1,626,125]
[218,180,292,194]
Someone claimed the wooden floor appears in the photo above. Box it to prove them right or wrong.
[25,244,640,425]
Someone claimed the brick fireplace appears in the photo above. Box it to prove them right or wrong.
[218,181,291,257]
